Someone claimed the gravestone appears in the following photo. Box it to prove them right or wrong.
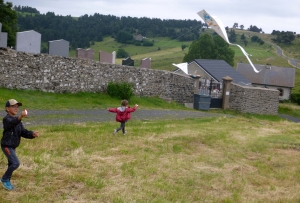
[122,57,134,66]
[48,39,69,57]
[112,51,116,64]
[140,58,151,69]
[15,30,41,54]
[99,50,116,64]
[76,48,94,60]
[0,32,8,48]
[0,23,8,48]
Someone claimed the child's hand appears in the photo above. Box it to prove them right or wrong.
[21,109,28,117]
[135,104,138,107]
[33,131,39,138]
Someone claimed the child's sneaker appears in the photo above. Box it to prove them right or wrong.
[123,131,127,135]
[113,129,117,135]
[0,179,14,190]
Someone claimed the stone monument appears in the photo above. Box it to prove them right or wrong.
[76,48,94,60]
[140,58,151,69]
[15,30,41,54]
[48,39,69,57]
[122,57,134,66]
[99,50,116,64]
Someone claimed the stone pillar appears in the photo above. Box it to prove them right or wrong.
[222,76,233,109]
[192,75,201,94]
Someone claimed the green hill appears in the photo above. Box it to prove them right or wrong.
[69,29,300,96]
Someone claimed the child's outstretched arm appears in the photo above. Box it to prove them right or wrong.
[108,108,118,113]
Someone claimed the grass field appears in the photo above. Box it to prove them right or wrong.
[0,86,300,202]
[1,112,300,202]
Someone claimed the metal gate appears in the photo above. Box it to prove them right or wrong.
[198,78,223,109]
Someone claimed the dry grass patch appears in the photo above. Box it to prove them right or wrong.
[1,117,300,202]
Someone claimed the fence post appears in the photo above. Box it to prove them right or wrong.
[222,76,233,109]
[192,75,201,94]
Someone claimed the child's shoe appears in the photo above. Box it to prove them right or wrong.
[113,129,117,135]
[123,131,127,135]
[0,179,14,190]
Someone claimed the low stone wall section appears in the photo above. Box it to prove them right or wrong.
[229,83,279,115]
[0,48,194,104]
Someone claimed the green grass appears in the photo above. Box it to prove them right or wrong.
[1,116,300,202]
[69,36,191,71]
[0,87,188,110]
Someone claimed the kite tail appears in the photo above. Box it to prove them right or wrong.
[230,43,260,73]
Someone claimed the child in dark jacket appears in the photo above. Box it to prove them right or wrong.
[108,100,138,135]
[1,99,39,191]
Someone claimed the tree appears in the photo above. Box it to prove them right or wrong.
[241,34,246,40]
[0,0,18,46]
[116,48,129,58]
[181,44,188,51]
[271,30,295,44]
[183,34,235,66]
[116,30,133,44]
[228,29,236,42]
[248,25,262,33]
[251,35,259,42]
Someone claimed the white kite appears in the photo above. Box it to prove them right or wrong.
[197,9,260,73]
[172,62,188,74]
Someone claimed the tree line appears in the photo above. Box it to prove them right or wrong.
[12,5,202,50]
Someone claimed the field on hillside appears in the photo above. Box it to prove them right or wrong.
[69,30,300,95]
[69,37,191,71]
[1,116,300,202]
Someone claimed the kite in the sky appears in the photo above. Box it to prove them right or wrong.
[197,9,260,73]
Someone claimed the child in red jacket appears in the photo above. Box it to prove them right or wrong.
[108,100,138,135]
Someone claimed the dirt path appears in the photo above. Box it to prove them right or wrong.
[0,109,229,126]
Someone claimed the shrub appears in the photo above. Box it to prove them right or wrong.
[107,82,134,100]
[291,93,300,105]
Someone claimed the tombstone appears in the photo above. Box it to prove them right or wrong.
[15,30,41,54]
[0,23,8,48]
[140,58,151,69]
[0,32,8,48]
[99,50,116,64]
[122,57,134,66]
[76,48,94,60]
[48,39,69,57]
[112,51,116,64]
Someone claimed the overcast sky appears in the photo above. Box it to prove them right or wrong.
[5,0,300,34]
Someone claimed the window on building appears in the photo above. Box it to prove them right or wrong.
[277,88,284,97]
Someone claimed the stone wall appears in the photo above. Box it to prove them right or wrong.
[229,83,279,115]
[0,48,194,104]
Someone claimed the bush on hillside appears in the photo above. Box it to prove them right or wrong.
[107,82,134,100]
[291,93,300,105]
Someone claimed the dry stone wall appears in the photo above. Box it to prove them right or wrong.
[229,83,279,115]
[0,48,194,104]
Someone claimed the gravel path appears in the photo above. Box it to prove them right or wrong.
[0,109,230,126]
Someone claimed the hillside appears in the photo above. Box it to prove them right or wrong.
[71,29,299,69]
[72,29,299,96]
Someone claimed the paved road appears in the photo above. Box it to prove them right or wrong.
[0,109,231,126]
[278,114,300,123]
[1,109,299,126]
[268,42,300,69]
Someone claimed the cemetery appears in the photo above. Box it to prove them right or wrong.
[0,28,279,115]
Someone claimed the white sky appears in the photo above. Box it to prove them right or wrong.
[5,0,300,34]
